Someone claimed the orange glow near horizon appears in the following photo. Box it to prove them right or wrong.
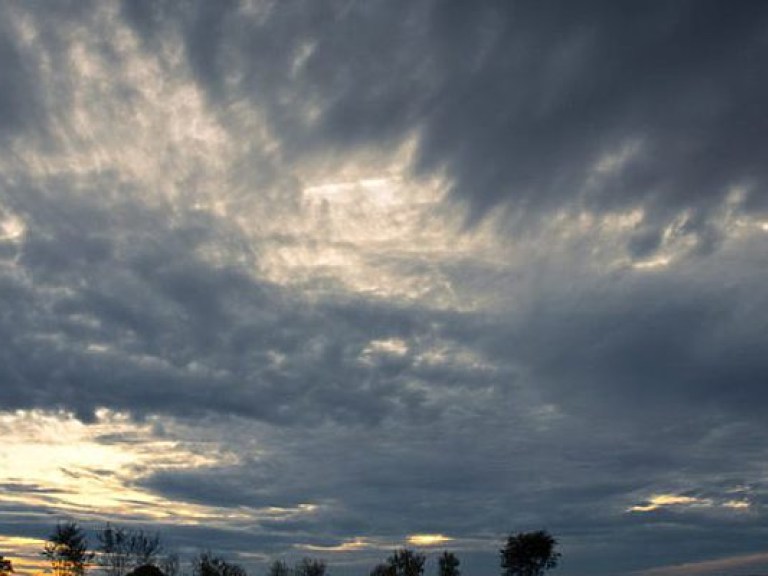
[0,410,320,574]
[0,536,48,576]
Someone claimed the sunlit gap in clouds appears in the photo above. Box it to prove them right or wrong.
[0,536,48,576]
[627,492,752,514]
[7,0,761,317]
[1,410,229,515]
[0,410,320,571]
[0,210,25,243]
[1,0,495,312]
[2,3,231,195]
[405,534,452,547]
[251,136,485,308]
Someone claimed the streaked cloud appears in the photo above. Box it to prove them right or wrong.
[406,535,453,547]
[628,495,708,513]
[1,2,767,576]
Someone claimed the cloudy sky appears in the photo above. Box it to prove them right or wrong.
[1,2,768,576]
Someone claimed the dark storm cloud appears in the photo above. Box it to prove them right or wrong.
[117,241,768,576]
[130,406,768,574]
[0,1,100,147]
[455,251,768,423]
[120,0,768,251]
[415,1,768,226]
[0,175,466,425]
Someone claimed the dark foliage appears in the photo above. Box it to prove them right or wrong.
[500,531,559,576]
[266,560,290,576]
[369,563,395,576]
[437,552,460,576]
[385,549,425,576]
[294,558,326,576]
[191,553,246,576]
[42,522,94,576]
[126,565,165,576]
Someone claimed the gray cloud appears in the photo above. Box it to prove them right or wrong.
[1,2,768,576]
[118,1,768,250]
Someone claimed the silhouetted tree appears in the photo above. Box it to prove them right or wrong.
[42,521,94,576]
[0,556,13,576]
[386,549,425,576]
[500,531,559,576]
[129,531,162,567]
[294,558,325,576]
[437,552,460,576]
[266,560,290,576]
[160,553,180,576]
[97,523,163,576]
[369,563,395,576]
[192,553,246,576]
[98,524,129,576]
[127,566,165,576]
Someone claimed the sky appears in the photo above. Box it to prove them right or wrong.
[1,1,768,576]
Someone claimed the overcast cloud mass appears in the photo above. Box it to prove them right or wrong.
[1,2,768,576]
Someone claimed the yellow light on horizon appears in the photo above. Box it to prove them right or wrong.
[0,536,48,576]
[407,534,453,547]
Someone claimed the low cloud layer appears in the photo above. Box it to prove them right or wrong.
[1,2,767,576]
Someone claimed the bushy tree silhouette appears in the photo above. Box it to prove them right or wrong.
[32,521,560,576]
[389,549,426,576]
[126,566,165,576]
[42,522,94,576]
[294,558,326,576]
[369,563,395,576]
[266,560,290,576]
[0,555,14,576]
[192,553,246,576]
[500,531,559,576]
[437,552,460,576]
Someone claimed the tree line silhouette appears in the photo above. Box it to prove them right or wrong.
[21,522,559,576]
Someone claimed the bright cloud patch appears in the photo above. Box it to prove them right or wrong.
[628,495,708,513]
[406,534,453,547]
[0,410,238,519]
[628,493,754,514]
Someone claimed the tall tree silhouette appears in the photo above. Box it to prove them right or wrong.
[42,522,94,576]
[500,531,559,576]
[266,560,290,576]
[98,524,130,576]
[388,549,425,576]
[437,552,460,576]
[294,558,325,576]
